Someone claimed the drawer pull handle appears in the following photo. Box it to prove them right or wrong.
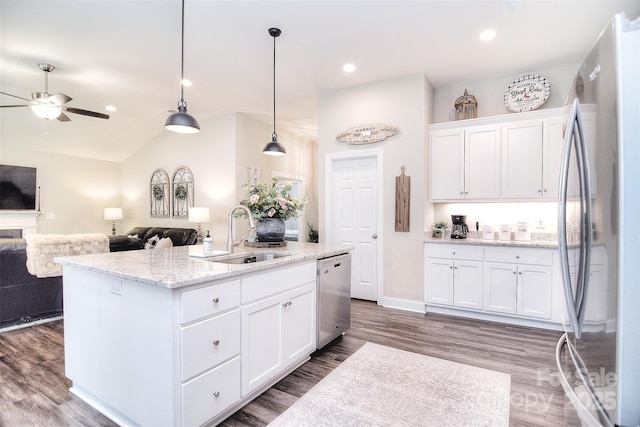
[212,297,220,303]
[213,391,220,398]
[282,301,292,307]
[212,339,220,346]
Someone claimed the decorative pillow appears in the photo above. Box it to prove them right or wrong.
[155,237,173,249]
[144,235,160,249]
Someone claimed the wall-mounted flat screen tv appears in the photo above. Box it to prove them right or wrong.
[0,165,37,210]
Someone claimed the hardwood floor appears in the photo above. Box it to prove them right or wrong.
[0,300,578,426]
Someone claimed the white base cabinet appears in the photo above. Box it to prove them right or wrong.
[425,243,558,327]
[63,260,317,427]
[425,244,483,310]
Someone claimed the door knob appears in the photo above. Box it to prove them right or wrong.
[372,233,378,239]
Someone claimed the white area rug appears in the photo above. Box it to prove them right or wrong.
[269,342,510,427]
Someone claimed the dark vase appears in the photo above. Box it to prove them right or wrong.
[256,217,286,242]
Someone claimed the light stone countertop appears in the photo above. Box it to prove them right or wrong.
[55,242,353,289]
[424,234,559,249]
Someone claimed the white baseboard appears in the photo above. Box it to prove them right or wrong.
[426,305,563,331]
[381,297,426,313]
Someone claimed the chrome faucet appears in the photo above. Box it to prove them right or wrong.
[226,205,256,253]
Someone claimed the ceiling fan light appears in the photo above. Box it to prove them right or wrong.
[263,133,286,156]
[30,103,61,120]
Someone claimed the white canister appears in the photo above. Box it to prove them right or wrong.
[482,225,494,240]
[515,222,531,241]
[498,224,511,241]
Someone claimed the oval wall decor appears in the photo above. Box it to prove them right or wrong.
[504,75,550,112]
[336,123,399,145]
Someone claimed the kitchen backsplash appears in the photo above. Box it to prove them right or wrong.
[428,201,558,233]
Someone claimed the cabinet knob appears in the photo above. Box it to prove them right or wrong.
[519,271,523,275]
[513,271,517,275]
[465,191,469,195]
[460,192,464,195]
[538,189,542,193]
[452,251,456,255]
[454,266,458,270]
[515,255,520,259]
[212,297,220,303]
[213,391,220,398]
[212,339,220,346]
[449,265,453,269]
[544,189,548,193]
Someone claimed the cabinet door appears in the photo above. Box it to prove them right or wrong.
[465,125,501,199]
[241,294,284,396]
[501,120,543,199]
[429,129,464,201]
[283,283,316,365]
[425,258,454,306]
[517,265,552,319]
[542,117,564,199]
[453,260,483,309]
[484,262,517,314]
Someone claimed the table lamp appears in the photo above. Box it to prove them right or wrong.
[188,207,210,243]
[104,207,123,236]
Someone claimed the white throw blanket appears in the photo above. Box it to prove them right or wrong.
[24,233,109,278]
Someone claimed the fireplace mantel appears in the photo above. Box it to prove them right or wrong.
[0,211,41,236]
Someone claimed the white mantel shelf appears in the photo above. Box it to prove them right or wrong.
[0,210,41,235]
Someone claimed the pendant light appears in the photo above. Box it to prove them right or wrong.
[165,0,200,134]
[263,27,286,156]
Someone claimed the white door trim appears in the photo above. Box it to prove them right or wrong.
[325,149,384,305]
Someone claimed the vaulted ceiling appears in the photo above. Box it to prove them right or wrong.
[1,0,638,162]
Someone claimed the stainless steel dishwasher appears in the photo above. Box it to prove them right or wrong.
[317,252,351,349]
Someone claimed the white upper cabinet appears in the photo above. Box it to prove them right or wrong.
[429,129,464,201]
[429,107,570,202]
[429,124,500,201]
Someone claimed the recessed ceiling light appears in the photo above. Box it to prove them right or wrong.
[343,63,356,73]
[181,79,192,87]
[106,106,116,112]
[479,29,496,41]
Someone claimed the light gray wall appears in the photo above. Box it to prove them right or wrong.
[318,73,433,302]
[0,147,121,234]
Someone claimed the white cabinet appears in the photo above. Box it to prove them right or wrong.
[429,107,571,202]
[484,247,553,319]
[501,117,564,200]
[425,244,483,310]
[240,262,316,396]
[429,125,500,201]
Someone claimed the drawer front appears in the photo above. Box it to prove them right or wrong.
[484,247,552,266]
[181,309,240,381]
[426,243,483,261]
[181,280,240,324]
[242,261,316,304]
[182,357,241,427]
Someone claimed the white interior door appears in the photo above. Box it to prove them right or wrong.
[328,154,380,302]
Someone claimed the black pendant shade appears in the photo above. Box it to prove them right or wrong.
[165,0,200,134]
[263,27,286,156]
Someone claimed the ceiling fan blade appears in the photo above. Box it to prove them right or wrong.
[49,93,72,105]
[0,104,29,108]
[0,91,30,102]
[62,106,109,120]
[57,112,71,122]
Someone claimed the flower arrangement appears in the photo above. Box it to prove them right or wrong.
[152,184,164,200]
[240,176,307,221]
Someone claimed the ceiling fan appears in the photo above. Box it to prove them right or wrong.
[0,63,109,121]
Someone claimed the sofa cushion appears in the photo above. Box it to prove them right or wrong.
[124,227,197,247]
[108,235,144,252]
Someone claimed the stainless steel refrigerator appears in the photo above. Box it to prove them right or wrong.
[556,12,640,427]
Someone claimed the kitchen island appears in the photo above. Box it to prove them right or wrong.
[56,242,352,427]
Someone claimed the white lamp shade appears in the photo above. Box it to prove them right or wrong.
[188,207,210,223]
[104,207,123,220]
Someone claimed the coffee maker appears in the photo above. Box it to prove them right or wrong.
[451,215,469,239]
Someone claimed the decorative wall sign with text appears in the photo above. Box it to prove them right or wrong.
[336,123,399,145]
[504,75,550,112]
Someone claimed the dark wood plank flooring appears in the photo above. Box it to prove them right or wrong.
[0,300,578,426]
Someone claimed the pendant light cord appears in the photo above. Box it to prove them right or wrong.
[272,33,276,136]
[180,0,185,103]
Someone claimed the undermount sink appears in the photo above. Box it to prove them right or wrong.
[208,252,290,265]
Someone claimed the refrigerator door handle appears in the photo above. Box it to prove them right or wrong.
[573,104,593,333]
[558,98,582,337]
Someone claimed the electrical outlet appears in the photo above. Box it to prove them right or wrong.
[109,280,122,296]
[536,219,545,229]
[46,212,55,220]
